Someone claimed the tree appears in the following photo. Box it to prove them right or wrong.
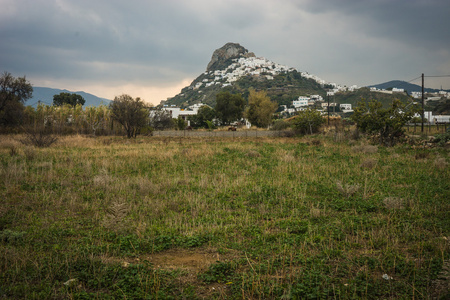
[215,91,245,125]
[189,105,216,129]
[110,94,150,138]
[292,108,325,135]
[175,116,187,130]
[53,92,85,107]
[351,99,419,146]
[149,109,174,130]
[244,88,278,128]
[0,71,33,126]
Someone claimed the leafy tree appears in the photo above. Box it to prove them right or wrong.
[292,108,325,135]
[53,92,85,107]
[0,71,33,126]
[351,99,419,146]
[244,88,278,128]
[176,116,187,130]
[110,94,150,138]
[189,105,216,129]
[149,109,174,130]
[215,91,245,125]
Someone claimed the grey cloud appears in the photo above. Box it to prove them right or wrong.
[0,0,449,99]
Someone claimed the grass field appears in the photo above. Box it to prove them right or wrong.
[0,134,449,299]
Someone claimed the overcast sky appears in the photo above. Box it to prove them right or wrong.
[1,0,449,105]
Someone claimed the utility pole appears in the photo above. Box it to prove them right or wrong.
[327,94,330,125]
[421,73,424,133]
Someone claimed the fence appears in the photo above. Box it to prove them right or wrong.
[152,130,285,138]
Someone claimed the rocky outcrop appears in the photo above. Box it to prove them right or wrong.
[206,42,255,71]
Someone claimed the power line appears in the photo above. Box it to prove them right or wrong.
[424,75,450,78]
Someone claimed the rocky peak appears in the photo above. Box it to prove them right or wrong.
[206,42,255,72]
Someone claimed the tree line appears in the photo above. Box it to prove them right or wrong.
[1,71,423,147]
[0,72,280,136]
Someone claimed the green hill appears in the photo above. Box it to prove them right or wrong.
[166,70,329,108]
[334,87,414,108]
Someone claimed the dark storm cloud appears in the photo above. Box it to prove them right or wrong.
[0,0,449,103]
[301,0,450,49]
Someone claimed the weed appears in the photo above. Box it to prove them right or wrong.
[434,157,448,170]
[198,261,236,283]
[102,201,130,232]
[336,181,360,198]
[0,229,26,244]
[360,158,377,170]
[382,197,405,209]
[8,145,18,157]
[351,144,378,154]
[430,260,450,299]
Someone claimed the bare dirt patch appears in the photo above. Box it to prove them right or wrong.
[100,247,239,274]
[146,248,221,272]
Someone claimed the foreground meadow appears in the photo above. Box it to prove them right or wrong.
[0,134,449,299]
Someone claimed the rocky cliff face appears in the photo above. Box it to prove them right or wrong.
[206,42,255,71]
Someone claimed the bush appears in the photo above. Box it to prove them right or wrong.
[292,108,325,134]
[351,99,419,146]
[19,125,58,147]
[271,119,290,131]
[433,131,450,147]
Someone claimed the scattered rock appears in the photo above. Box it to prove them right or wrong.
[63,278,78,287]
[382,274,393,280]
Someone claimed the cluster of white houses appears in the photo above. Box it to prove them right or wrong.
[279,94,353,116]
[161,103,206,119]
[190,56,294,90]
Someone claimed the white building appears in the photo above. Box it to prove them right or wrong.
[413,112,450,124]
[293,96,310,107]
[162,103,208,120]
[340,104,352,111]
[411,91,422,99]
[321,102,337,108]
[310,95,323,101]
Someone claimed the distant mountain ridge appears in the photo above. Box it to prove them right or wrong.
[26,87,111,107]
[367,80,449,94]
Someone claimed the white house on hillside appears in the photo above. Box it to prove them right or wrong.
[293,96,310,107]
[162,103,208,120]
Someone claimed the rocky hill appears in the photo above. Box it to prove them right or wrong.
[162,43,331,108]
[163,43,418,109]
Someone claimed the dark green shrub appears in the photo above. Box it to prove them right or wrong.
[271,119,290,131]
[433,131,450,146]
[292,108,325,134]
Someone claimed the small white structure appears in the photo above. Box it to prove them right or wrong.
[162,103,208,120]
[321,102,337,108]
[340,104,352,111]
[411,92,422,99]
[413,111,450,124]
[392,88,405,93]
[293,96,310,107]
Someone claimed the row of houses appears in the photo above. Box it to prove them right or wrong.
[291,95,353,112]
[411,91,450,102]
[369,87,406,94]
[160,103,207,119]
